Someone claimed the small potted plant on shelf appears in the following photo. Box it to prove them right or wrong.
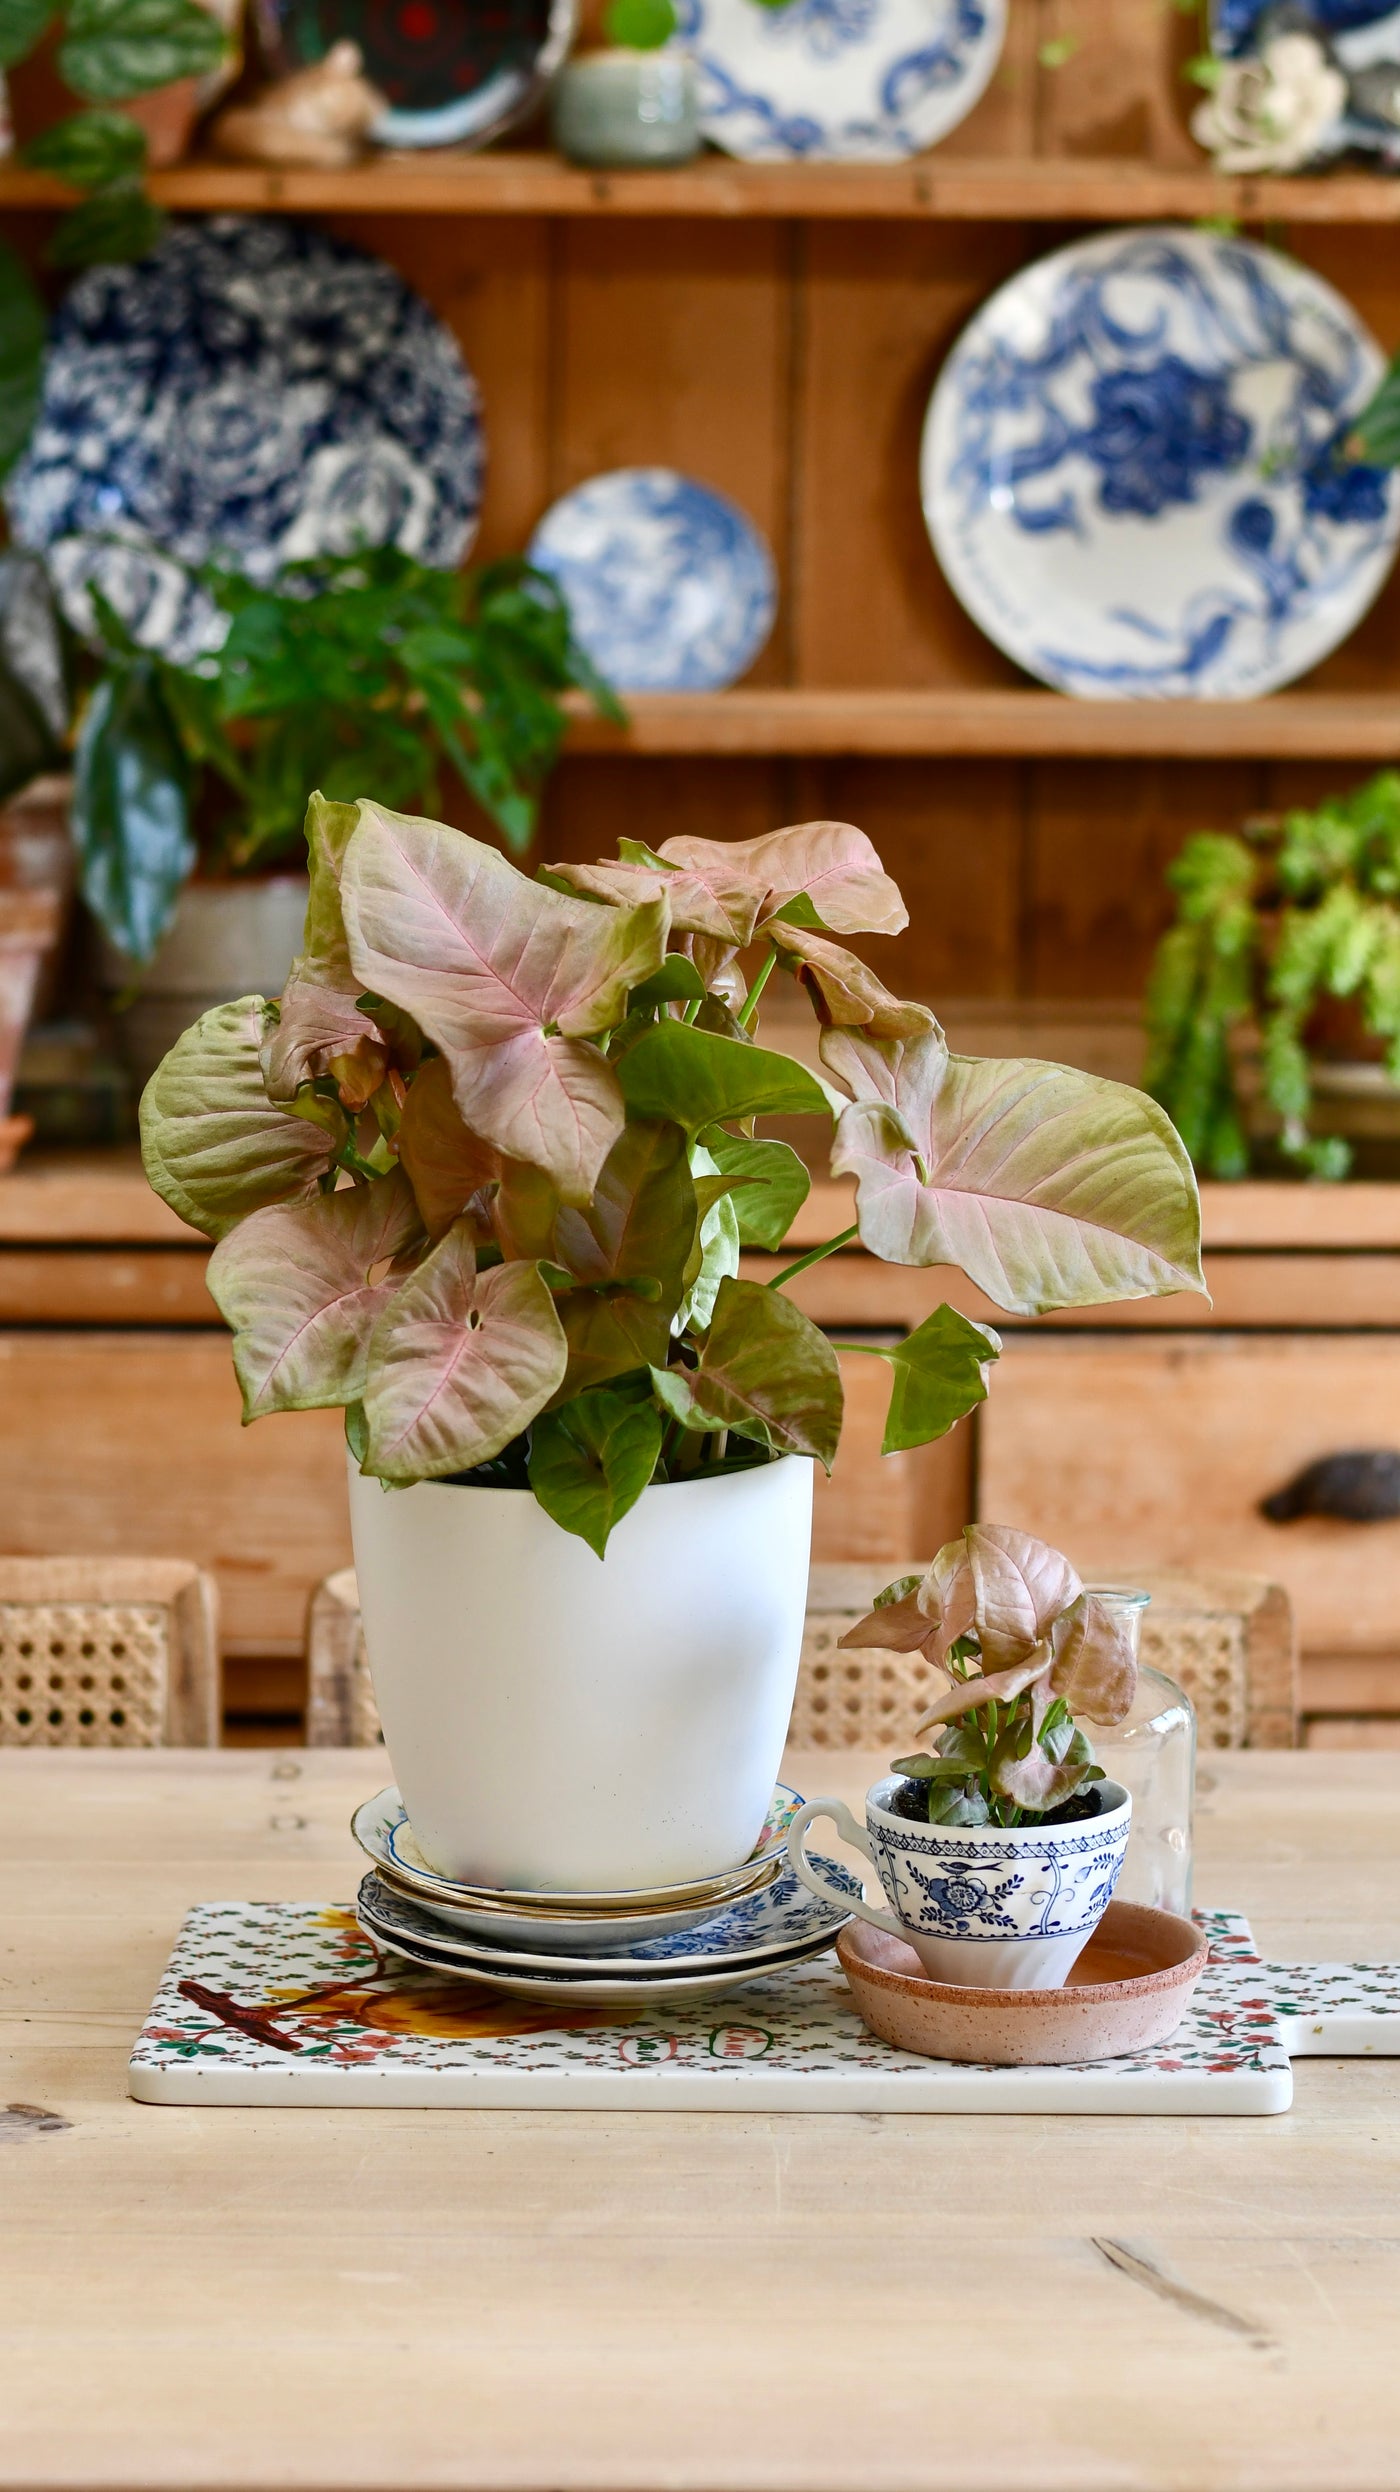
[551,0,700,168]
[786,1527,1139,1989]
[1145,767,1400,1179]
[140,800,1203,1897]
[73,546,615,1080]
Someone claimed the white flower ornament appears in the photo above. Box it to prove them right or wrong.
[1192,31,1347,175]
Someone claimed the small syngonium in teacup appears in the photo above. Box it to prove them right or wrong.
[787,1524,1139,1988]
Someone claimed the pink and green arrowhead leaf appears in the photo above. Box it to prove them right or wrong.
[652,1275,842,1467]
[207,1168,423,1418]
[495,1119,697,1399]
[1049,1593,1139,1726]
[264,794,388,1108]
[823,1025,1205,1316]
[396,1055,503,1241]
[548,820,907,945]
[766,922,935,1038]
[361,1220,567,1482]
[140,996,340,1241]
[340,803,668,1204]
[874,1303,1000,1454]
[965,1523,1083,1667]
[527,1386,664,1558]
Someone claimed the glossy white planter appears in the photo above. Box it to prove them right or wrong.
[347,1454,813,1892]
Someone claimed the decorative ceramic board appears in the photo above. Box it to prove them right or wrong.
[526,469,776,692]
[6,218,483,666]
[127,1906,1400,2111]
[672,0,1005,163]
[260,0,575,148]
[921,226,1399,700]
[355,1854,860,1987]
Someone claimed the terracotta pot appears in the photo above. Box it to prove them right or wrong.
[0,774,74,1022]
[0,888,63,1170]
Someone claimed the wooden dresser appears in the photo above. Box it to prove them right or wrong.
[2,1146,1397,1745]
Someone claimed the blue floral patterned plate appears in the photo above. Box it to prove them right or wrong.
[921,226,1399,700]
[5,217,483,665]
[672,0,1005,163]
[356,1858,858,2000]
[526,467,776,692]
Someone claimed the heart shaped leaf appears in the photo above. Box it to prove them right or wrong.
[824,1025,1205,1316]
[396,1055,502,1240]
[966,1524,1083,1668]
[914,1648,1055,1732]
[652,1276,842,1468]
[208,1169,422,1418]
[1050,1593,1139,1726]
[527,1387,663,1558]
[767,922,935,1038]
[496,1119,695,1398]
[361,1221,567,1482]
[548,820,907,944]
[140,996,340,1241]
[341,803,667,1203]
[617,1021,831,1132]
[869,1303,1000,1454]
[697,1128,810,1250]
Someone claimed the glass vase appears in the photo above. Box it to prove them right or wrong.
[1085,1588,1197,1918]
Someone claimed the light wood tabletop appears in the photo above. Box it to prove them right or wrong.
[4,1743,1400,2492]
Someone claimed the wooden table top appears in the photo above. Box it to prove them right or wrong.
[4,1743,1400,2491]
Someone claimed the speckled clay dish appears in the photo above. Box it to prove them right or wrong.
[837,1901,1209,2066]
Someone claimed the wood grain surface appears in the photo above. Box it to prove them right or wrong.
[2,1745,1400,2490]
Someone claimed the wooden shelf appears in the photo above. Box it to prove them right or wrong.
[6,150,1400,221]
[564,688,1400,758]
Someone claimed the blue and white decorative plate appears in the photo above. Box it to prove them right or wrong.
[1214,1,1400,52]
[526,468,776,692]
[5,217,483,665]
[358,1857,859,1979]
[673,0,1005,163]
[921,226,1399,701]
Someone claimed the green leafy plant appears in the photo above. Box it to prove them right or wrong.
[72,544,619,960]
[847,1525,1137,1827]
[1145,770,1400,1180]
[140,801,1206,1556]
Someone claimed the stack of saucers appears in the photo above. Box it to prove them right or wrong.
[351,1784,859,2006]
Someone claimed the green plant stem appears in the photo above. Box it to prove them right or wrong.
[736,947,777,1030]
[682,996,704,1025]
[765,1223,859,1289]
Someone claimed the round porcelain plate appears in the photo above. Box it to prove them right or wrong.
[356,1880,852,2005]
[922,225,1399,700]
[526,468,776,692]
[357,1856,860,1978]
[673,0,1006,163]
[350,1782,804,1952]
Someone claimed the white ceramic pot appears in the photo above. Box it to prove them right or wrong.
[347,1454,814,1892]
[101,873,310,1086]
[788,1774,1132,1989]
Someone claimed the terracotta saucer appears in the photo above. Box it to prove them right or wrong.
[837,1901,1209,2066]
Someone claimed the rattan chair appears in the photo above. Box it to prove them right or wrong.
[0,1557,219,1746]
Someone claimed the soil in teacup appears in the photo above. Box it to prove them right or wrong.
[885,1780,1104,1828]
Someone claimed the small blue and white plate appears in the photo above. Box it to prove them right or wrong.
[922,225,1399,701]
[673,0,1005,163]
[526,467,776,691]
[6,217,483,665]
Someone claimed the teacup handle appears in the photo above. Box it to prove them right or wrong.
[785,1798,905,1939]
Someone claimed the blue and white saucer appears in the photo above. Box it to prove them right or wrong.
[356,1861,857,2003]
[6,217,483,665]
[922,226,1399,701]
[673,0,1005,163]
[526,467,776,691]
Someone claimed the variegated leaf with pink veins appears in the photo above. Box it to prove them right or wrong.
[361,1221,568,1484]
[207,1167,424,1419]
[822,1022,1205,1317]
[547,819,907,945]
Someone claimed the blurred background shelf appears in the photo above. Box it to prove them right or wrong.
[564,690,1400,758]
[6,154,1400,222]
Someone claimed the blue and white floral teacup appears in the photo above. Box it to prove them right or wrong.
[786,1776,1132,1991]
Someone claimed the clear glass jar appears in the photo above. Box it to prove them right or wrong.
[1083,1588,1197,1918]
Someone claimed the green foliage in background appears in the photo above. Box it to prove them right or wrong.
[1145,771,1400,1181]
[73,545,622,962]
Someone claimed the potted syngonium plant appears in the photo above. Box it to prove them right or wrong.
[787,1526,1139,1989]
[140,800,1204,1897]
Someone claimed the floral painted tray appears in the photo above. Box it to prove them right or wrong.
[126,1905,1400,2114]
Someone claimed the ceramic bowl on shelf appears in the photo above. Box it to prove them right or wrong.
[837,1900,1210,2064]
[355,1862,856,2005]
[921,225,1400,701]
[258,0,576,148]
[526,467,777,692]
[673,0,1006,163]
[351,1782,804,1952]
[5,217,483,665]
